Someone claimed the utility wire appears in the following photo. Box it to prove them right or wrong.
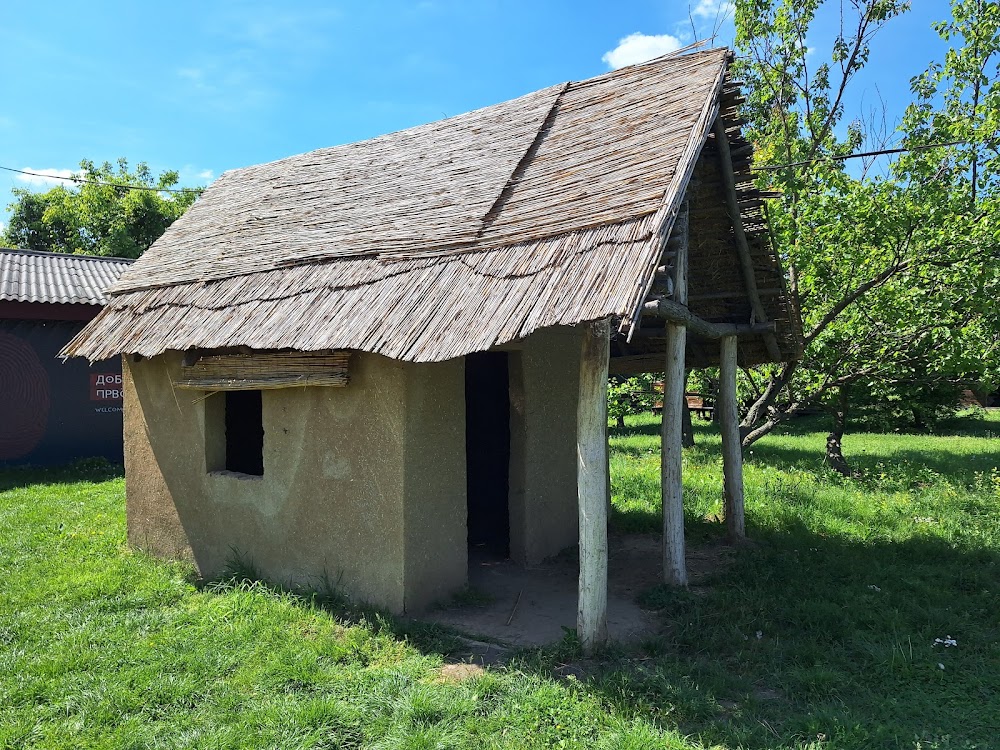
[3,139,972,188]
[752,141,970,171]
[0,165,205,194]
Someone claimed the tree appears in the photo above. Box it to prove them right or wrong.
[607,374,658,429]
[3,159,201,258]
[733,0,1000,471]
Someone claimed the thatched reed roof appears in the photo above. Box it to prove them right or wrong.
[65,48,800,367]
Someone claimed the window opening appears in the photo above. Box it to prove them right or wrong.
[225,390,264,476]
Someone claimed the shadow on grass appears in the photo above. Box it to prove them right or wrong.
[610,417,717,440]
[613,413,999,486]
[0,458,124,492]
[206,551,483,661]
[748,441,1000,485]
[510,515,1000,749]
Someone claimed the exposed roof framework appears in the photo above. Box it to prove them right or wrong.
[65,49,801,367]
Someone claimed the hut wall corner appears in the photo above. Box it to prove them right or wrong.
[124,351,410,611]
[401,358,468,612]
[508,325,583,565]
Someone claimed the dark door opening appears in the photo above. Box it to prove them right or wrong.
[465,351,510,558]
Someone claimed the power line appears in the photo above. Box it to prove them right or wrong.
[3,139,972,190]
[0,165,206,194]
[752,141,970,171]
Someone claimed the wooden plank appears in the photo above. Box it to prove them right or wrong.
[719,335,745,540]
[175,350,350,390]
[577,318,610,653]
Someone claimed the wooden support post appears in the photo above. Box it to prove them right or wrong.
[662,200,688,587]
[719,335,746,541]
[662,322,688,585]
[577,318,610,653]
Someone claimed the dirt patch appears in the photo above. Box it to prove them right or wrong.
[426,531,742,647]
[434,663,486,683]
[753,686,783,702]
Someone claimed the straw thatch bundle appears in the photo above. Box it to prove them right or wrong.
[64,48,800,368]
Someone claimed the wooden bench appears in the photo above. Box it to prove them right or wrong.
[685,392,714,420]
[650,383,714,419]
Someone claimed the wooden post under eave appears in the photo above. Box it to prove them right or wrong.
[662,320,688,586]
[577,318,610,653]
[662,200,689,587]
[719,334,746,541]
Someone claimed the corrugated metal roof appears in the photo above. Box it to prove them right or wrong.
[0,248,133,306]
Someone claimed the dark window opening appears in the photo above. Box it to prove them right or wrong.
[225,390,264,476]
[465,351,510,558]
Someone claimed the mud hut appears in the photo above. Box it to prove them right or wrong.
[65,48,801,650]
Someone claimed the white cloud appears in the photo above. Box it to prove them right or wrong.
[197,169,215,181]
[15,167,82,187]
[602,33,683,70]
[690,0,735,20]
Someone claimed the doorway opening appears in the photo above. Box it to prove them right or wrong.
[465,351,510,559]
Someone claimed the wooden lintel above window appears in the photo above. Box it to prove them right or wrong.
[175,350,350,390]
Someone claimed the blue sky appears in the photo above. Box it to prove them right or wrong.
[0,1,954,227]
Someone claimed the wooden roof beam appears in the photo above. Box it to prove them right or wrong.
[712,118,784,362]
[641,297,776,339]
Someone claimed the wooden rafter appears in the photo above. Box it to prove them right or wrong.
[712,118,783,362]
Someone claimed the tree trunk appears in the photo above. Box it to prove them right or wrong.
[616,414,626,430]
[681,398,694,448]
[825,385,852,477]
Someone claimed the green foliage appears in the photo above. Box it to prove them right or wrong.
[734,0,1000,443]
[607,374,658,427]
[851,379,966,432]
[3,158,201,258]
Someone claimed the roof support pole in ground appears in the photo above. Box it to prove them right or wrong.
[577,317,610,653]
[662,321,688,586]
[719,334,746,541]
[662,198,688,587]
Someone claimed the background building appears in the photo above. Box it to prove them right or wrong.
[1,248,132,465]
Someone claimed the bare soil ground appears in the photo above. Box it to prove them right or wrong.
[427,532,735,647]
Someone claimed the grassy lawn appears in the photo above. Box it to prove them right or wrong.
[2,412,999,749]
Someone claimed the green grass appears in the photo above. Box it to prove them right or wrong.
[2,413,999,749]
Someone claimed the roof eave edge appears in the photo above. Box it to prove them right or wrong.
[619,51,733,342]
